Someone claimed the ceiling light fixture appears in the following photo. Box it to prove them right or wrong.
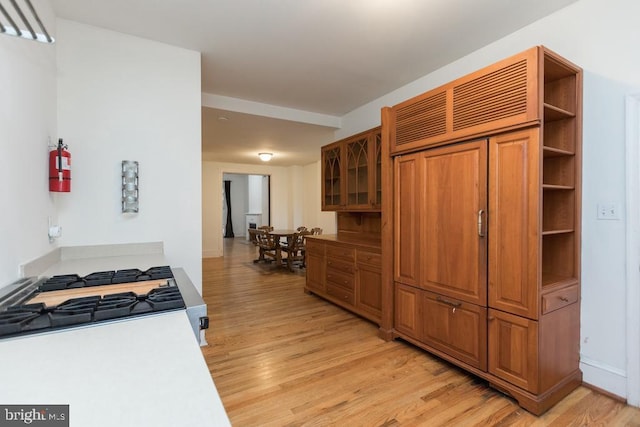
[258,152,273,162]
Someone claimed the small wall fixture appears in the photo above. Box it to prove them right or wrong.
[258,152,273,162]
[122,160,139,213]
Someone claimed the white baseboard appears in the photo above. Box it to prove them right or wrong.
[580,356,627,400]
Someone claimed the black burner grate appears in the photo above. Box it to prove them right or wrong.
[0,266,183,338]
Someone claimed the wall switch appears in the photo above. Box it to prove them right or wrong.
[597,203,620,220]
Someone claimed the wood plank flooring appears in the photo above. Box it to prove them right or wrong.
[201,238,640,426]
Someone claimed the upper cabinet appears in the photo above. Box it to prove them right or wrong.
[389,47,540,155]
[322,127,382,211]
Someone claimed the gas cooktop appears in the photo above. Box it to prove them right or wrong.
[0,266,185,339]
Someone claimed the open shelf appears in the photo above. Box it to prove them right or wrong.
[543,190,575,232]
[544,103,575,122]
[542,229,573,236]
[542,233,576,289]
[543,184,574,190]
[544,117,576,154]
[543,146,573,158]
[543,155,575,187]
[541,272,579,289]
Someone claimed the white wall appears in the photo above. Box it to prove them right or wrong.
[0,1,57,286]
[261,176,270,224]
[56,20,203,290]
[247,175,263,214]
[337,0,640,400]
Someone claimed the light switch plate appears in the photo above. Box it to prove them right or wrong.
[597,203,620,220]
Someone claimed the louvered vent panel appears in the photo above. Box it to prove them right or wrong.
[453,60,528,131]
[395,91,447,146]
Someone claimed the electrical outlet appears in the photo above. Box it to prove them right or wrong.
[597,203,620,220]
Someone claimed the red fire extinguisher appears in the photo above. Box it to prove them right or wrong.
[49,138,71,192]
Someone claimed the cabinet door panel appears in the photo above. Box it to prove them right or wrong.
[322,143,344,210]
[394,283,420,339]
[422,291,487,370]
[345,136,371,209]
[488,309,539,393]
[394,154,420,286]
[421,140,488,305]
[306,252,325,292]
[372,132,382,208]
[489,129,540,318]
[357,263,382,319]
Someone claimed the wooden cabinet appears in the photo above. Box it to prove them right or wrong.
[305,239,325,293]
[304,236,381,324]
[356,250,382,319]
[420,140,488,307]
[387,46,582,415]
[322,127,382,211]
[389,47,538,155]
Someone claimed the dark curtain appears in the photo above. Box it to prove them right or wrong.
[224,180,234,238]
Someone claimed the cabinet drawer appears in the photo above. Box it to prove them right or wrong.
[326,258,354,274]
[326,245,355,261]
[357,250,381,267]
[542,285,579,314]
[422,291,487,371]
[326,283,355,305]
[326,270,355,290]
[305,239,324,254]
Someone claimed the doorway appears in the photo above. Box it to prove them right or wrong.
[221,173,271,252]
[625,93,640,406]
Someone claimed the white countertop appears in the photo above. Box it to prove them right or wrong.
[0,311,230,427]
[3,245,230,426]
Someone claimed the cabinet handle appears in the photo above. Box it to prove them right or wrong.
[478,209,485,237]
[559,296,569,302]
[436,295,462,308]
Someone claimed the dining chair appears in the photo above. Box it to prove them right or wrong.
[281,230,311,271]
[254,229,279,263]
[310,227,323,235]
[247,228,260,245]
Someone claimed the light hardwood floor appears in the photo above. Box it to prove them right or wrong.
[201,238,640,426]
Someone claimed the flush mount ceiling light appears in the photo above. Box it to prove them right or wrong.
[258,152,273,162]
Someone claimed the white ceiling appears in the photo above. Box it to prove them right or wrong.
[51,0,579,166]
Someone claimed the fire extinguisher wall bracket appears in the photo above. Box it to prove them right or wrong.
[49,138,71,192]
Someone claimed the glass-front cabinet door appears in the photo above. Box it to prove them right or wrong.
[345,136,370,209]
[322,142,343,210]
[373,131,382,209]
[321,127,381,212]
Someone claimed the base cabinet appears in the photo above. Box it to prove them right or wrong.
[488,309,538,392]
[394,284,487,371]
[305,237,381,324]
[305,240,325,293]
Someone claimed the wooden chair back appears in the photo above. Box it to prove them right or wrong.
[282,230,311,271]
[247,228,260,245]
[254,229,278,263]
